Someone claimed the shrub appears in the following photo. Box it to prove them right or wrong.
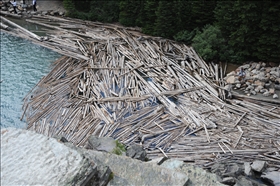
[192,24,237,62]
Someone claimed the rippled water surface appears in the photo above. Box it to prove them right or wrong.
[0,33,61,128]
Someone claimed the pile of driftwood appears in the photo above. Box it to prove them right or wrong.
[2,15,280,168]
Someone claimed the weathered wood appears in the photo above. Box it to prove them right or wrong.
[3,15,278,169]
[1,16,41,41]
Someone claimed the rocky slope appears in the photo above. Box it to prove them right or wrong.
[2,128,279,185]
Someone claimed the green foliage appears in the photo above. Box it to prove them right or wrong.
[63,0,120,23]
[119,0,143,26]
[141,0,158,35]
[63,0,77,17]
[192,24,235,62]
[112,140,126,155]
[62,0,280,64]
[214,1,280,63]
[174,29,198,45]
[109,172,114,181]
[154,1,177,38]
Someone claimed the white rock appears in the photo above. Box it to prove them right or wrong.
[235,84,241,89]
[273,94,278,99]
[1,128,95,185]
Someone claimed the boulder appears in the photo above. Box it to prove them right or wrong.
[148,157,168,165]
[244,162,253,176]
[261,171,280,186]
[221,177,236,185]
[126,144,147,161]
[226,75,235,84]
[251,160,266,172]
[235,176,254,186]
[86,136,126,155]
[82,150,189,186]
[160,159,224,186]
[1,128,110,186]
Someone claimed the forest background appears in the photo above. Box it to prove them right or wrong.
[63,0,280,64]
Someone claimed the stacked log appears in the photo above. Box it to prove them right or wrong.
[2,15,279,168]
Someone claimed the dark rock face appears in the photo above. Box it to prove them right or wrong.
[126,144,147,161]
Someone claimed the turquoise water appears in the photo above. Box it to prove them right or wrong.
[0,32,61,129]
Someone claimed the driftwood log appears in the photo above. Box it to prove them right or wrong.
[2,15,279,169]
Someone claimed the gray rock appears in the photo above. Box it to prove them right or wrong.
[251,69,257,75]
[234,176,253,186]
[246,85,254,90]
[160,159,224,186]
[260,89,267,93]
[41,11,48,15]
[236,83,241,89]
[87,136,121,154]
[148,157,168,165]
[1,6,8,11]
[250,63,257,70]
[245,81,251,86]
[250,90,257,95]
[221,177,236,185]
[263,91,270,97]
[275,84,280,90]
[211,163,243,178]
[256,63,261,70]
[126,144,147,161]
[273,94,279,99]
[1,128,107,186]
[244,162,253,176]
[82,150,189,186]
[251,160,266,172]
[108,175,131,186]
[241,64,250,69]
[261,171,280,186]
[88,165,112,186]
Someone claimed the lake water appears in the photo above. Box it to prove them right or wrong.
[0,32,61,129]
